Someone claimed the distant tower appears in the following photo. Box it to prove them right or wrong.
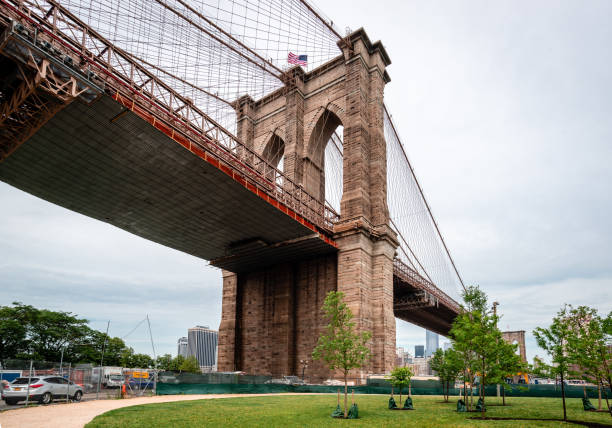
[415,345,425,358]
[177,337,189,357]
[187,326,218,372]
[426,330,439,357]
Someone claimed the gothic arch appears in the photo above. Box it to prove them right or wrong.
[261,130,285,170]
[303,102,345,161]
[299,106,344,205]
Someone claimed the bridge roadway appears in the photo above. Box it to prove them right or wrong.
[0,2,460,336]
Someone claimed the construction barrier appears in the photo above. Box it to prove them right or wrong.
[156,373,601,399]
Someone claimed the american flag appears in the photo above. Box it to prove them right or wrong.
[288,52,308,66]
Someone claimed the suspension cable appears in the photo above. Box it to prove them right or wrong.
[384,104,466,291]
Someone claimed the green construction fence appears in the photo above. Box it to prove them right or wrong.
[156,373,602,399]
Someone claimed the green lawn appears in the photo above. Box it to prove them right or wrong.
[85,394,612,427]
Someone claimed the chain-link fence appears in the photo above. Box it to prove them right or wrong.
[1,359,158,407]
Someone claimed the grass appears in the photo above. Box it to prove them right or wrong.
[85,394,612,428]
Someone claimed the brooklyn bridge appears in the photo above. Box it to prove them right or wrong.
[0,0,466,379]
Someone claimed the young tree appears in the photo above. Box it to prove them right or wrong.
[431,348,462,402]
[450,286,488,412]
[312,291,371,419]
[533,305,574,421]
[470,303,503,418]
[430,349,447,399]
[565,306,612,414]
[386,366,413,407]
[492,340,525,406]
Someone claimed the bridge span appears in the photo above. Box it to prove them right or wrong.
[0,0,463,379]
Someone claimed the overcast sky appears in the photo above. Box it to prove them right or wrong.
[1,0,611,363]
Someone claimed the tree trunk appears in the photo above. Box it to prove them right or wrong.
[344,371,348,419]
[469,372,475,411]
[481,357,486,420]
[598,379,602,411]
[560,371,567,421]
[600,347,612,399]
[399,386,402,409]
[602,380,611,417]
[463,375,467,411]
[502,382,506,406]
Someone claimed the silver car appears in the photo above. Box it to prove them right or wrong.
[2,376,83,405]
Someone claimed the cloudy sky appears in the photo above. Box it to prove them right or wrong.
[1,0,611,363]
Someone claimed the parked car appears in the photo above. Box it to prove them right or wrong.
[2,376,83,405]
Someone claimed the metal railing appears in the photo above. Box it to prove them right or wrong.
[0,0,338,231]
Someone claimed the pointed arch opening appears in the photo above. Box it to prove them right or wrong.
[262,133,285,171]
[305,109,343,213]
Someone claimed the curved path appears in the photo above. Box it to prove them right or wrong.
[0,393,303,428]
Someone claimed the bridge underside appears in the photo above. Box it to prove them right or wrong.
[0,94,336,272]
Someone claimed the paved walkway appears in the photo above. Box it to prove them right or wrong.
[0,394,285,428]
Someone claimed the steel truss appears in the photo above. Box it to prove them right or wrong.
[393,291,439,311]
[393,258,460,313]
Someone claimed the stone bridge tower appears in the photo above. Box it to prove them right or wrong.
[217,28,398,380]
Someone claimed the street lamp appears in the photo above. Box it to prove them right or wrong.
[300,359,308,381]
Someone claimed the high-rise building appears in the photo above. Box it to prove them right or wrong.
[177,337,189,357]
[443,342,452,352]
[426,330,439,357]
[187,325,218,372]
[415,345,424,358]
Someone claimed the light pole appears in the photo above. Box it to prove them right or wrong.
[492,301,500,398]
[300,359,308,382]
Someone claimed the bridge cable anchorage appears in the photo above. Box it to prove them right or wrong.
[384,104,466,293]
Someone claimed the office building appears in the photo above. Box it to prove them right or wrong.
[415,345,424,358]
[187,325,218,372]
[177,337,188,357]
[426,330,439,357]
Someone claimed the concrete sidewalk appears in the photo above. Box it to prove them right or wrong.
[0,393,282,428]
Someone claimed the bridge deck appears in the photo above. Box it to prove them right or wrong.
[0,95,336,272]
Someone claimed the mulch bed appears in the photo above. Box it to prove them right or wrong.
[468,417,612,428]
